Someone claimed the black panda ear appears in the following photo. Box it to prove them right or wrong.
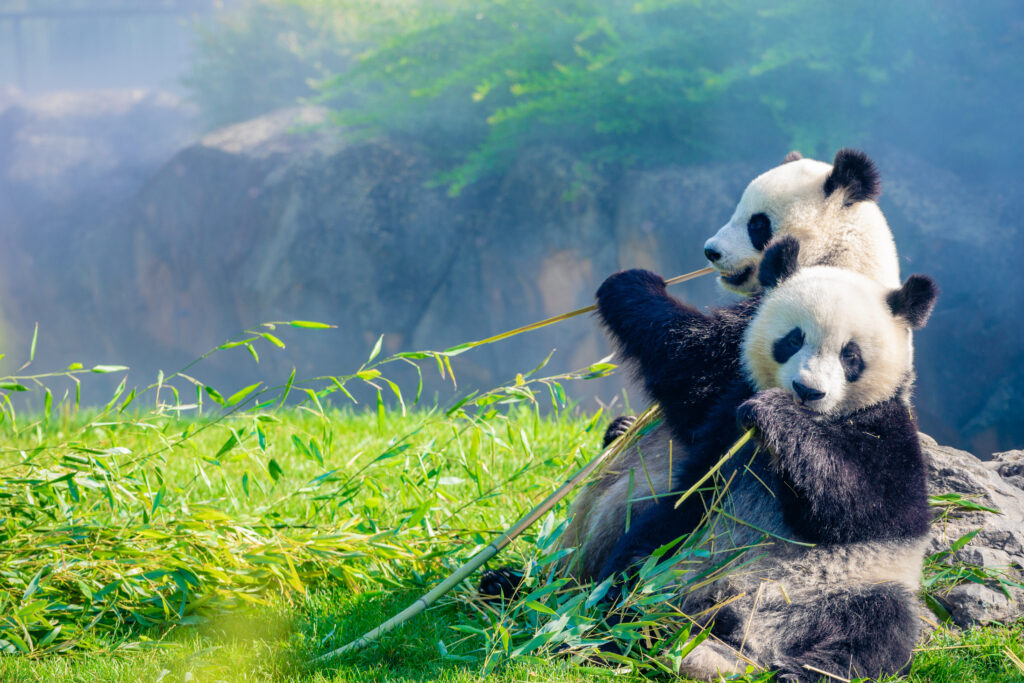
[823,148,881,206]
[758,236,801,289]
[887,275,938,329]
[783,150,803,163]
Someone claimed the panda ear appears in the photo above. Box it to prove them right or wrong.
[783,150,803,163]
[823,148,881,205]
[887,275,938,329]
[758,236,801,289]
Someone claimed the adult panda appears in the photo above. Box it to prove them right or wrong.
[704,148,900,295]
[548,149,905,582]
[595,241,937,682]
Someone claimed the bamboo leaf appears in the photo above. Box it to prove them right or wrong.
[226,382,262,407]
[261,333,286,349]
[29,322,38,362]
[268,459,284,482]
[91,365,129,373]
[289,320,335,329]
[205,386,226,406]
[279,368,296,407]
[367,334,384,363]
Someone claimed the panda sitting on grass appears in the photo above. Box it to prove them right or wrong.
[593,238,938,682]
[549,148,908,583]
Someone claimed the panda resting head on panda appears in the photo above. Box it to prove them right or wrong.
[594,239,938,682]
[703,149,901,295]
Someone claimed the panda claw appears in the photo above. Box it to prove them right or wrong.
[603,415,637,447]
[478,567,526,602]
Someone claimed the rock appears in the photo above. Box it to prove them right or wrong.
[1,100,1022,453]
[879,149,1024,454]
[73,112,759,395]
[921,434,1024,626]
[988,450,1024,492]
[941,583,1019,629]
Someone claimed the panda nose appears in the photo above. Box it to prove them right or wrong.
[792,380,825,403]
[704,246,722,263]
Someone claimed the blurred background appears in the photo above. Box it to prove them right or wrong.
[0,0,1021,454]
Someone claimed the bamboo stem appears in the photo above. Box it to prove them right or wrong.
[448,266,715,351]
[316,405,665,663]
[316,264,716,663]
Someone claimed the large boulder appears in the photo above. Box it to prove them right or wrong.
[878,150,1024,454]
[76,108,753,395]
[1,98,1021,454]
[921,434,1024,627]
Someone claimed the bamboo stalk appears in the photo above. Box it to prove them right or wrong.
[316,264,716,662]
[447,266,715,352]
[316,405,665,662]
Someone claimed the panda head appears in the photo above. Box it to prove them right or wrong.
[703,149,883,295]
[742,238,937,417]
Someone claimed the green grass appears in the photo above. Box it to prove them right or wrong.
[0,326,1021,682]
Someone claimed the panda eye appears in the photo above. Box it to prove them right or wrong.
[772,327,804,364]
[841,340,865,382]
[747,213,772,252]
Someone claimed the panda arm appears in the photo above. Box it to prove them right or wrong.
[596,495,695,582]
[738,390,930,543]
[596,269,756,434]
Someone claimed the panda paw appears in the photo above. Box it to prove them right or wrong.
[596,269,666,306]
[478,566,526,603]
[736,388,793,433]
[602,415,637,447]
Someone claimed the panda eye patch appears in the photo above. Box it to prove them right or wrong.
[772,327,804,364]
[841,340,865,382]
[747,213,772,251]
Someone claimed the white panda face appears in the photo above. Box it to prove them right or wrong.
[703,156,846,295]
[742,267,913,417]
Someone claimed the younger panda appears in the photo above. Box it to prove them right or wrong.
[553,149,903,582]
[596,240,937,682]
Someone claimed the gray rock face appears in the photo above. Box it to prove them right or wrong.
[989,450,1024,492]
[0,100,1021,454]
[921,434,1024,627]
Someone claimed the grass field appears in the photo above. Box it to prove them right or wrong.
[0,329,1021,682]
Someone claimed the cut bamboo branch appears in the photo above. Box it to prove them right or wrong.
[316,404,665,662]
[316,264,716,662]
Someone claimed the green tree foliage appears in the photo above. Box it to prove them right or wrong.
[182,0,352,129]
[187,0,1024,192]
[318,0,1024,193]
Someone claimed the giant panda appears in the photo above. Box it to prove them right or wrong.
[594,240,937,682]
[551,149,906,582]
[704,148,900,294]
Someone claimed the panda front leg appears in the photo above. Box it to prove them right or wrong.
[735,388,880,541]
[596,269,752,436]
[737,388,928,543]
[595,269,701,372]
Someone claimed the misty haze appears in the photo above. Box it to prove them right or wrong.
[1,1,1023,679]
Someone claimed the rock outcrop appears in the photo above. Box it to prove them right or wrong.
[1,101,1022,454]
[922,435,1024,627]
